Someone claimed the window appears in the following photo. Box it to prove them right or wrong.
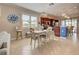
[31,16,37,28]
[65,20,72,26]
[61,19,77,27]
[22,15,30,28]
[72,19,77,27]
[22,14,38,29]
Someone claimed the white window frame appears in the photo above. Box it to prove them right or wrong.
[22,14,38,29]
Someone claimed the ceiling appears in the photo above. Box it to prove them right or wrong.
[14,3,79,18]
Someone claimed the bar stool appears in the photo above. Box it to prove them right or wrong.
[16,30,22,40]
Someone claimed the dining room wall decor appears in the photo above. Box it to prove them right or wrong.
[7,14,19,23]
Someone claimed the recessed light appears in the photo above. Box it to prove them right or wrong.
[62,13,66,16]
[74,7,77,9]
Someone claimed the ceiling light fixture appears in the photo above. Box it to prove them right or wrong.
[61,13,70,19]
[49,3,54,6]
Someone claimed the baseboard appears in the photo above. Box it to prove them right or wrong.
[11,36,25,41]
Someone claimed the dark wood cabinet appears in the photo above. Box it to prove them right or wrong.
[41,17,49,25]
[40,17,59,27]
[40,17,54,26]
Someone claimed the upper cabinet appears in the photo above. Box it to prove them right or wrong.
[40,17,59,27]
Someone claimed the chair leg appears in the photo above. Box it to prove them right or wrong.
[39,36,41,43]
[30,38,32,49]
[38,38,40,47]
[16,32,18,40]
[21,32,22,39]
[34,40,36,48]
[30,38,32,45]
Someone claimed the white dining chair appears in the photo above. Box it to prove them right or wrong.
[30,32,40,48]
[40,31,47,43]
